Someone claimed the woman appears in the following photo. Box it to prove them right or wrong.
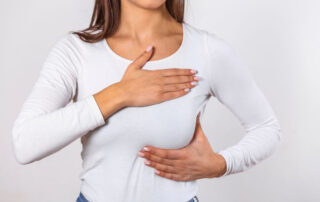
[11,0,282,201]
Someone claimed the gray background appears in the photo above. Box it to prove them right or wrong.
[1,0,319,201]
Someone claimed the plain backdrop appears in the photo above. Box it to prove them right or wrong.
[1,0,319,201]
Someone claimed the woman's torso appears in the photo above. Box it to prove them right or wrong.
[72,22,212,202]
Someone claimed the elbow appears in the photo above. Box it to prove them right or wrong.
[274,126,283,155]
[12,141,35,165]
[262,115,283,145]
[263,117,283,158]
[12,122,37,165]
[12,136,36,165]
[247,116,283,161]
[13,149,34,165]
[271,117,283,149]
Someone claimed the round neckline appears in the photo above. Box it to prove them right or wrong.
[103,22,187,64]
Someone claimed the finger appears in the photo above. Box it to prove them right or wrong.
[197,111,201,119]
[144,159,178,174]
[195,111,203,132]
[140,150,176,166]
[190,111,203,142]
[160,88,190,101]
[161,82,197,93]
[161,75,198,85]
[155,68,197,76]
[129,45,153,69]
[196,111,201,124]
[143,146,186,160]
[155,170,184,181]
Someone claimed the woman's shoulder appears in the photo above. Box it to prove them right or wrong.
[46,31,108,66]
[184,22,235,57]
[51,32,104,52]
[185,23,248,80]
[47,32,82,56]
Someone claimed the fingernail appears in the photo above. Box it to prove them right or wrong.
[138,151,145,157]
[194,76,200,81]
[143,147,150,151]
[184,88,190,92]
[146,45,153,52]
[144,160,150,165]
[155,170,160,174]
[190,69,197,74]
[191,81,197,86]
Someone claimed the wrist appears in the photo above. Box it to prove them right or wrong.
[109,81,131,108]
[207,153,227,178]
[215,153,227,177]
[110,82,129,108]
[93,83,127,119]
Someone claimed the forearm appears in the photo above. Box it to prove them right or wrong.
[218,116,282,176]
[12,95,105,165]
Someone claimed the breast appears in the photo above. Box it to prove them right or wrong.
[78,53,211,151]
[114,93,198,149]
[81,84,209,154]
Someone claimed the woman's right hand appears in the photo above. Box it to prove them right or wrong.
[117,45,199,107]
[94,45,199,119]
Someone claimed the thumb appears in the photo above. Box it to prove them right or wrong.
[188,111,203,145]
[196,111,201,124]
[195,111,202,133]
[128,45,153,70]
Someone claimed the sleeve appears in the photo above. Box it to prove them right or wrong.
[203,31,283,177]
[11,34,106,165]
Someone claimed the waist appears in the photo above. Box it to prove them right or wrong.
[79,159,199,202]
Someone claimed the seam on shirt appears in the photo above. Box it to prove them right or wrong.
[203,31,219,99]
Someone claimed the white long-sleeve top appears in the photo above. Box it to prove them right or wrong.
[11,22,282,202]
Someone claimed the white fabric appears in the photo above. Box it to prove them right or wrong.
[12,22,282,202]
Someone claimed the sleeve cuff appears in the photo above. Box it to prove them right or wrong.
[85,95,106,127]
[218,149,231,177]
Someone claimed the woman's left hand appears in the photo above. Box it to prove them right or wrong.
[137,112,227,181]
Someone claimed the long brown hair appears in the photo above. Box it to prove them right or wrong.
[71,0,185,43]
